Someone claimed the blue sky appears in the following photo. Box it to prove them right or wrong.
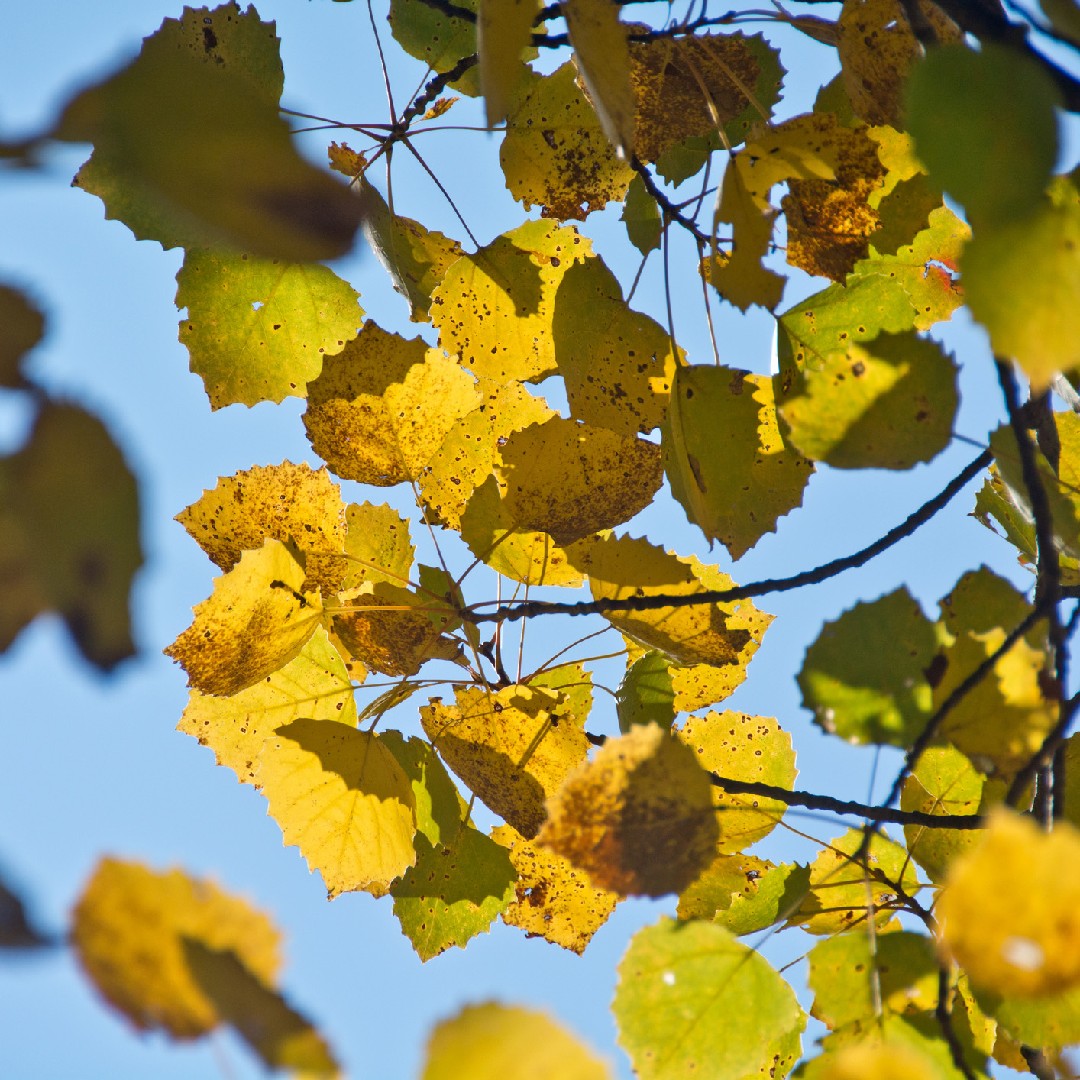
[0,2,1057,1077]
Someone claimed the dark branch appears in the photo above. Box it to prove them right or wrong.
[465,449,991,624]
[936,968,979,1080]
[401,55,479,129]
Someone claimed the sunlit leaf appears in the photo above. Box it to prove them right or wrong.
[792,829,919,935]
[537,725,718,897]
[421,1002,612,1080]
[711,859,811,936]
[679,710,796,852]
[421,684,590,839]
[0,402,142,670]
[304,324,479,485]
[176,251,363,409]
[500,63,634,219]
[675,852,759,921]
[63,7,362,260]
[614,918,805,1080]
[492,825,619,953]
[256,719,416,898]
[803,1032,949,1080]
[71,857,281,1038]
[663,365,812,556]
[477,0,540,126]
[0,284,44,388]
[431,219,592,383]
[391,829,516,961]
[359,180,465,322]
[336,501,416,591]
[568,533,772,669]
[497,417,663,545]
[939,810,1080,998]
[165,539,322,696]
[798,587,937,747]
[177,626,358,786]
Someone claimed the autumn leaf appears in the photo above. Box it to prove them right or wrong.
[477,0,540,126]
[0,284,44,388]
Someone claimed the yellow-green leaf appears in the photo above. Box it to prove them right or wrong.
[165,539,322,697]
[177,626,358,786]
[421,1002,612,1080]
[71,857,281,1039]
[613,918,805,1080]
[0,402,142,671]
[663,365,813,556]
[176,251,363,409]
[389,0,479,94]
[477,0,540,126]
[537,725,719,897]
[337,501,416,591]
[256,720,416,898]
[380,731,467,849]
[617,651,676,733]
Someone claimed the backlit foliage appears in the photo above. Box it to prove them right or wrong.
[4,0,1080,1076]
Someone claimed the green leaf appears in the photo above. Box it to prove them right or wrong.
[0,402,142,670]
[389,0,480,95]
[614,918,805,1080]
[62,7,362,260]
[778,331,958,470]
[798,587,937,747]
[711,860,811,936]
[391,829,516,961]
[380,731,467,849]
[176,251,363,409]
[906,44,1059,225]
[617,651,676,733]
[620,174,662,255]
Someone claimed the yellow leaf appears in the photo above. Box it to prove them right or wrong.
[477,0,540,126]
[431,219,592,383]
[679,711,797,853]
[165,539,322,697]
[304,323,480,485]
[568,533,773,668]
[256,720,417,898]
[178,626,358,786]
[71,857,281,1039]
[337,501,416,591]
[421,684,590,838]
[421,1002,612,1080]
[564,0,635,159]
[498,417,663,545]
[492,825,620,953]
[327,140,366,177]
[938,810,1080,997]
[811,1037,941,1080]
[663,365,812,556]
[176,462,347,593]
[500,63,634,219]
[552,257,679,436]
[537,725,719,897]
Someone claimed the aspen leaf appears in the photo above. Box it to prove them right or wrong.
[176,251,363,409]
[620,174,661,255]
[359,180,465,322]
[420,381,554,529]
[71,857,281,1039]
[497,417,663,545]
[978,988,1080,1053]
[569,533,772,669]
[165,539,322,697]
[391,830,516,961]
[492,825,619,953]
[499,63,634,219]
[807,1036,944,1080]
[675,852,759,922]
[0,284,44,388]
[869,174,944,258]
[617,651,676,733]
[177,626,358,787]
[0,402,142,670]
[552,257,678,436]
[536,725,718,897]
[663,365,812,557]
[327,141,366,178]
[477,0,540,126]
[530,661,594,726]
[181,941,338,1076]
[380,731,467,849]
[907,45,1059,226]
[431,219,592,383]
[613,918,805,1080]
[792,829,919,935]
[779,332,958,470]
[564,0,635,159]
[421,1002,612,1080]
[938,810,1080,998]
[337,501,415,591]
[421,684,590,839]
[679,711,797,853]
[900,747,985,884]
[798,588,937,747]
[176,462,347,593]
[304,326,480,485]
[389,0,479,95]
[710,860,811,936]
[60,13,362,261]
[256,720,416,898]
[808,931,939,1030]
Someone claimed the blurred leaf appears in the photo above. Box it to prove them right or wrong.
[0,284,45,388]
[0,873,52,949]
[477,0,540,126]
